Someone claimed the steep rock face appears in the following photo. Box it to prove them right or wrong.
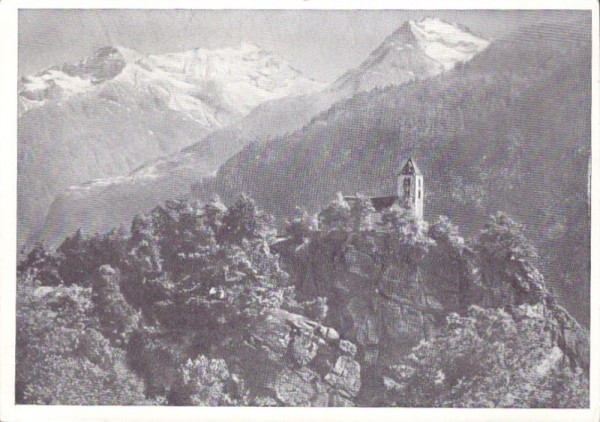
[476,255,547,308]
[276,233,444,368]
[548,305,590,372]
[274,229,588,375]
[220,308,361,406]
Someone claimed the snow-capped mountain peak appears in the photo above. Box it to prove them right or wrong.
[18,43,325,120]
[331,18,489,93]
[404,17,490,69]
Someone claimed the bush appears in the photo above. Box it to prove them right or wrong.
[285,206,319,243]
[16,277,148,405]
[318,192,352,232]
[174,356,248,406]
[383,306,589,407]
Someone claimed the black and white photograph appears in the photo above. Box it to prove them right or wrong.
[1,2,598,420]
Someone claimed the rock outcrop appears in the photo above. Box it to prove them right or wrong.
[228,308,361,406]
[273,227,588,382]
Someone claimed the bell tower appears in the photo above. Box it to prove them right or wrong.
[397,158,423,220]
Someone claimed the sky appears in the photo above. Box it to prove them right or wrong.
[19,9,587,82]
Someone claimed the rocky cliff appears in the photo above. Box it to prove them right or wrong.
[272,213,589,402]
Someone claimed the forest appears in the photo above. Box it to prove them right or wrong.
[16,195,589,407]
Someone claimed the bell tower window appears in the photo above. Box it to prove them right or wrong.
[403,178,411,198]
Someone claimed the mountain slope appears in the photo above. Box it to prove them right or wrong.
[18,44,323,249]
[211,22,591,324]
[39,18,489,248]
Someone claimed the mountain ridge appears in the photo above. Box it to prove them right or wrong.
[19,43,324,120]
[331,17,489,93]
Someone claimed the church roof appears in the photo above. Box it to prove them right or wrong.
[344,195,399,212]
[370,196,399,212]
[399,158,422,176]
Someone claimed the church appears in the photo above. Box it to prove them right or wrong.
[344,158,424,222]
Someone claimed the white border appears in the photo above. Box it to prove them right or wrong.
[1,1,598,421]
[5,0,600,9]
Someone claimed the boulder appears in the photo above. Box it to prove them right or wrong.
[339,340,357,358]
[288,332,318,366]
[324,356,361,398]
[231,308,360,405]
[275,367,329,406]
[329,394,355,407]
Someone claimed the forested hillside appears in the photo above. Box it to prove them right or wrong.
[212,22,591,325]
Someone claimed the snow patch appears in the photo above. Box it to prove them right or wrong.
[409,18,489,69]
[19,43,325,120]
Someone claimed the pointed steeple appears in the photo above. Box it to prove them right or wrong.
[399,157,422,176]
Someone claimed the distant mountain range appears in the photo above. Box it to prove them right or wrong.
[20,17,591,326]
[35,18,489,249]
[18,43,324,249]
[18,43,324,121]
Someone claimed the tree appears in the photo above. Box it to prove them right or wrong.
[380,204,433,262]
[86,226,129,272]
[123,212,170,315]
[16,274,148,405]
[349,195,376,232]
[474,212,546,305]
[429,215,465,249]
[54,227,129,287]
[318,192,351,232]
[56,229,92,285]
[475,212,537,262]
[91,265,140,346]
[218,194,276,244]
[203,195,227,234]
[17,242,61,286]
[285,206,319,243]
